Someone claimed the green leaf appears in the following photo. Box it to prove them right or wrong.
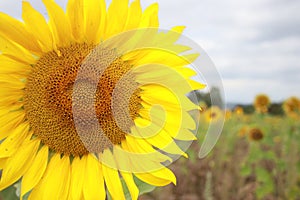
[255,168,274,198]
[255,182,274,199]
[0,185,18,200]
[121,177,133,200]
[256,167,273,183]
[264,151,277,161]
[134,176,156,195]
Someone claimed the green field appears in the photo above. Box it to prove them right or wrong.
[141,110,300,200]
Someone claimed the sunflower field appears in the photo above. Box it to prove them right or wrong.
[140,96,300,200]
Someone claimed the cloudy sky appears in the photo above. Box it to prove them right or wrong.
[0,0,299,103]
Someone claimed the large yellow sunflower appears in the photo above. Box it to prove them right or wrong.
[0,0,204,199]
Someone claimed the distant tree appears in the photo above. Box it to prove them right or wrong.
[235,104,254,114]
[268,103,284,115]
[210,87,223,109]
[188,90,211,107]
[188,87,223,108]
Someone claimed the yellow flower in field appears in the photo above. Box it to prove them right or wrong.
[248,128,264,141]
[234,106,244,115]
[0,0,204,199]
[283,96,300,116]
[254,94,271,114]
[204,106,223,123]
[237,126,248,137]
[224,109,232,120]
[199,101,208,113]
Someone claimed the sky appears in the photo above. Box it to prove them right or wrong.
[0,0,299,104]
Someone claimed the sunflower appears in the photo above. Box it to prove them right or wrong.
[224,109,232,120]
[234,106,244,115]
[237,126,248,138]
[283,96,300,116]
[254,94,270,114]
[204,106,223,123]
[0,0,204,199]
[248,128,264,141]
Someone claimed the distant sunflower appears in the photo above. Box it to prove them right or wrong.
[204,106,223,123]
[0,0,204,199]
[248,128,264,141]
[234,106,244,115]
[224,109,232,120]
[237,126,248,138]
[254,94,270,114]
[283,96,300,116]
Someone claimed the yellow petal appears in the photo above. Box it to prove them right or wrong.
[68,156,85,200]
[124,0,142,30]
[120,172,139,200]
[0,111,25,140]
[171,128,197,141]
[0,87,23,95]
[0,89,23,109]
[125,134,155,154]
[136,107,197,141]
[0,95,23,109]
[0,12,41,53]
[21,145,48,198]
[0,139,40,191]
[153,26,188,52]
[0,36,35,64]
[139,3,159,28]
[0,55,31,75]
[102,149,125,200]
[0,74,26,89]
[122,135,170,172]
[42,0,73,47]
[22,1,55,52]
[84,0,106,44]
[105,0,128,39]
[125,134,171,162]
[29,154,71,200]
[135,167,176,187]
[188,79,206,90]
[138,102,198,143]
[140,84,198,111]
[66,0,84,42]
[0,103,23,117]
[140,128,188,158]
[171,26,185,34]
[83,154,106,200]
[0,158,7,169]
[134,117,189,157]
[0,123,30,158]
[132,50,197,68]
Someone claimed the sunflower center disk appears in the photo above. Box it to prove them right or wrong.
[24,43,141,156]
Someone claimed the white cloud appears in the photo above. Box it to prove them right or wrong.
[155,0,300,103]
